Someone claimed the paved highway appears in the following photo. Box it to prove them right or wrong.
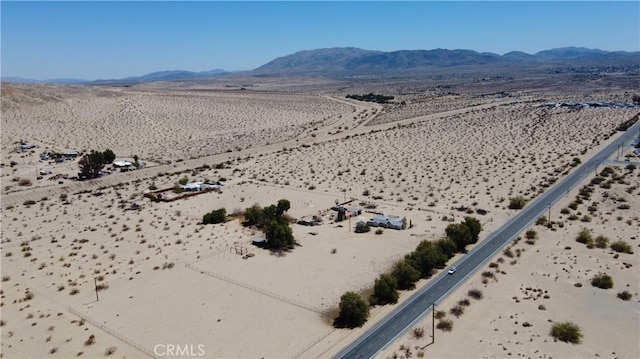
[335,119,640,359]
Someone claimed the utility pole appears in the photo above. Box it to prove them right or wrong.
[94,278,99,302]
[432,303,435,345]
[548,203,552,224]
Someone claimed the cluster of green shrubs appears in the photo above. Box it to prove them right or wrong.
[335,217,482,328]
[591,272,613,289]
[508,195,527,210]
[576,228,632,253]
[202,208,226,225]
[243,199,294,250]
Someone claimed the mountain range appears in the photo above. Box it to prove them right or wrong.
[3,47,639,84]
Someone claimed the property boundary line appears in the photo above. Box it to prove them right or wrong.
[184,263,330,317]
[3,276,156,358]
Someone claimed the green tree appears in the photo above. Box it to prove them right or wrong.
[550,321,583,343]
[391,260,421,290]
[371,274,399,305]
[78,151,106,179]
[463,217,482,243]
[406,241,448,278]
[243,199,295,251]
[335,292,370,328]
[102,149,116,164]
[262,205,278,223]
[264,218,294,250]
[276,199,291,216]
[244,204,264,227]
[446,223,473,252]
[203,208,226,225]
[435,237,458,259]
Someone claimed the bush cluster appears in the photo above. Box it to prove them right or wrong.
[244,199,294,250]
[202,208,226,225]
[610,241,633,254]
[591,273,613,289]
[550,321,583,343]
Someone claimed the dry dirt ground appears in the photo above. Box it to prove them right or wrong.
[1,76,639,358]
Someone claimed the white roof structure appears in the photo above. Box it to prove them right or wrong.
[113,161,133,167]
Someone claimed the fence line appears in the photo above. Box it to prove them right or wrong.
[293,327,336,359]
[185,263,330,317]
[8,280,156,359]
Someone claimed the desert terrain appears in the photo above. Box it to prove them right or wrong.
[1,76,639,359]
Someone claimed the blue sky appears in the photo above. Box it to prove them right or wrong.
[2,1,639,80]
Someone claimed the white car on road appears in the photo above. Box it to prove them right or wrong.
[447,267,457,275]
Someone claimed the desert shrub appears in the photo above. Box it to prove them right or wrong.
[450,305,464,317]
[105,347,117,356]
[468,288,483,299]
[436,319,453,331]
[434,310,446,319]
[617,291,632,301]
[535,216,548,226]
[503,248,514,258]
[481,271,495,279]
[509,196,527,210]
[575,228,592,244]
[458,298,471,306]
[594,235,609,249]
[375,228,384,235]
[525,229,537,240]
[84,335,95,346]
[412,327,425,339]
[23,199,36,206]
[610,241,633,254]
[550,321,583,343]
[591,273,613,289]
[18,178,32,186]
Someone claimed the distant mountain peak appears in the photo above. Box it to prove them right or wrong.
[251,47,639,78]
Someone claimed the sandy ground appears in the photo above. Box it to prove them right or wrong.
[1,80,639,358]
